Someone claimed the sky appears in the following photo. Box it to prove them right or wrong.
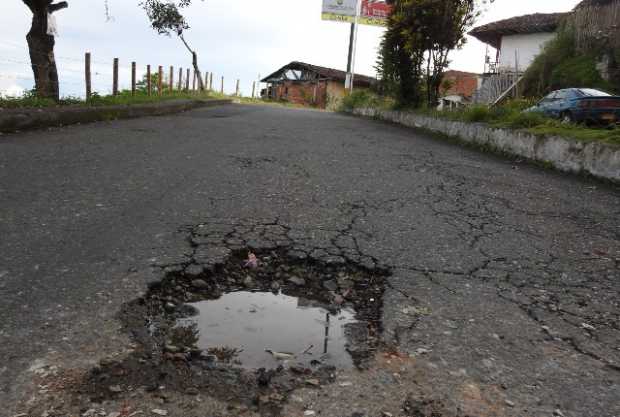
[0,0,581,98]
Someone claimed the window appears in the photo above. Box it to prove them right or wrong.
[579,88,610,97]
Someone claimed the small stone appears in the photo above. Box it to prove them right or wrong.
[164,344,179,353]
[288,276,305,286]
[271,281,281,291]
[323,280,338,291]
[305,378,320,386]
[505,400,515,407]
[339,381,353,387]
[164,302,176,312]
[185,387,199,396]
[191,279,209,289]
[151,410,168,416]
[108,385,123,393]
[186,265,204,276]
[581,323,596,331]
[553,410,566,417]
[382,413,394,417]
[304,411,316,416]
[107,413,121,417]
[415,348,432,355]
[243,275,254,288]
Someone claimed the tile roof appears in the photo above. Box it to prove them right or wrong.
[469,13,569,49]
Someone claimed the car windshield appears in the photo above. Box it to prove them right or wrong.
[578,88,611,97]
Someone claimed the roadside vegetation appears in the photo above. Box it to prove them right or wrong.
[341,91,620,145]
[0,89,224,109]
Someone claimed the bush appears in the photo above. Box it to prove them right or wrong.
[503,111,549,129]
[340,90,392,111]
[461,105,492,122]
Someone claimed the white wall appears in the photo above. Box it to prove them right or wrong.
[499,33,556,71]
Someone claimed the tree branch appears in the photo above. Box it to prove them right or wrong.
[49,1,68,14]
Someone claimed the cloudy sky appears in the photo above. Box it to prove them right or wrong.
[0,0,580,97]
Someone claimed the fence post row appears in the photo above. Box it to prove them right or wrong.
[112,58,119,96]
[85,52,92,100]
[147,65,152,96]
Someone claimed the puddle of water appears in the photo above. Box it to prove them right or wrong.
[178,291,360,369]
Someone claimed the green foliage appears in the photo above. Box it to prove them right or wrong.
[522,23,616,97]
[340,90,393,112]
[378,0,492,108]
[0,89,220,109]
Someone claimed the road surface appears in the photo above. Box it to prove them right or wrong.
[1,104,619,417]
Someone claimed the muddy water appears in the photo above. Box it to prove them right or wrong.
[178,291,360,369]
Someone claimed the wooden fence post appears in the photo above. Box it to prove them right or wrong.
[209,73,213,91]
[178,67,183,90]
[131,62,136,96]
[252,81,256,99]
[192,71,197,91]
[221,76,224,94]
[158,66,163,96]
[169,66,174,92]
[147,65,152,96]
[204,72,209,91]
[112,58,119,96]
[235,79,240,97]
[186,69,190,91]
[85,52,92,100]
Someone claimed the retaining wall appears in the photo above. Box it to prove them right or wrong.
[352,107,620,183]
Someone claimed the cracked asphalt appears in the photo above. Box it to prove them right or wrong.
[0,104,619,417]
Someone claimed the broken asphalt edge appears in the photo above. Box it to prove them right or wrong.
[346,107,620,184]
[0,98,233,134]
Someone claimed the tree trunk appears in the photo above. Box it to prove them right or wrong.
[26,7,58,100]
[23,1,68,101]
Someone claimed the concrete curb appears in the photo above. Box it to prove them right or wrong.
[351,107,620,183]
[0,99,233,133]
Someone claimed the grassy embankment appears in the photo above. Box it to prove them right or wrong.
[0,89,231,109]
[341,91,620,146]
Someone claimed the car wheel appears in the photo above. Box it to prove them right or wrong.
[561,112,574,124]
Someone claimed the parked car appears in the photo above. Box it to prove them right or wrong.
[527,88,620,125]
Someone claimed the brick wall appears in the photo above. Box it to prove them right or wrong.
[273,81,328,108]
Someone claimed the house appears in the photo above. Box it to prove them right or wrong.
[469,12,568,73]
[468,12,568,104]
[261,61,376,109]
[437,70,482,110]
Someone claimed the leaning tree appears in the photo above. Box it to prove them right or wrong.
[22,0,69,101]
[141,0,206,90]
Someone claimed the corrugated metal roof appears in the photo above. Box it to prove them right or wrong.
[261,61,376,87]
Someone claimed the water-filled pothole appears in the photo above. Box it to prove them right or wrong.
[89,248,389,413]
[178,291,360,369]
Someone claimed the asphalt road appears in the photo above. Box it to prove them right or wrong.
[1,104,619,417]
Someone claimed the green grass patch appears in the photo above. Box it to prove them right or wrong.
[0,89,228,109]
[340,90,394,112]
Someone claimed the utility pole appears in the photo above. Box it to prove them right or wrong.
[345,0,362,92]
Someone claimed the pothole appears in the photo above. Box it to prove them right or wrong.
[84,247,390,413]
[179,291,360,369]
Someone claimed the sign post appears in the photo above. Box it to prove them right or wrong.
[322,0,392,91]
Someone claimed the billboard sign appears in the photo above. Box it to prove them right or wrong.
[322,0,391,27]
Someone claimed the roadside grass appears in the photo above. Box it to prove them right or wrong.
[343,93,620,146]
[0,89,228,109]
